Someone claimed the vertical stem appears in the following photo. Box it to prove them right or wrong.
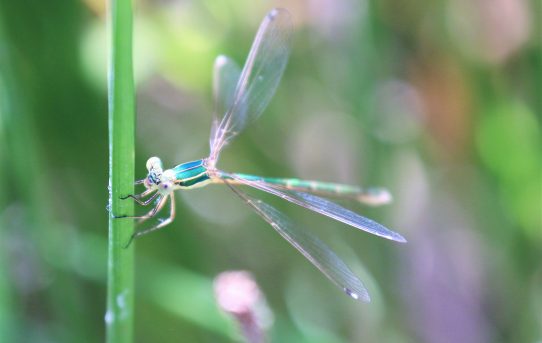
[106,0,135,341]
[0,15,18,342]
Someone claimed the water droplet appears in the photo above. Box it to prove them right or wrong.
[116,290,129,320]
[105,204,112,212]
[104,310,114,325]
[116,292,126,309]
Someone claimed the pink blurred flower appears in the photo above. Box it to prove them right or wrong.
[214,271,272,343]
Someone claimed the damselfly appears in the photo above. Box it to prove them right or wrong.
[119,8,406,301]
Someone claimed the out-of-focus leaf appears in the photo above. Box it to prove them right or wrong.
[476,100,541,239]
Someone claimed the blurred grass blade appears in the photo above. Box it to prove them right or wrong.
[106,0,136,341]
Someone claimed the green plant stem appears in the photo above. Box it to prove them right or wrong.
[106,0,136,341]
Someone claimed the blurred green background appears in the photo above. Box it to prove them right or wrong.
[0,0,540,342]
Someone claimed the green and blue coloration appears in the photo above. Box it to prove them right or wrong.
[172,160,211,188]
[118,8,405,302]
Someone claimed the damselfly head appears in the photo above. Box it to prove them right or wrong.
[144,156,164,190]
[146,156,163,171]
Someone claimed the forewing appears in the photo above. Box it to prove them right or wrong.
[224,180,370,302]
[210,55,241,150]
[209,8,292,162]
[225,172,407,243]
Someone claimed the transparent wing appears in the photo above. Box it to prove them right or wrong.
[222,172,407,243]
[209,8,292,162]
[210,55,241,150]
[224,180,370,302]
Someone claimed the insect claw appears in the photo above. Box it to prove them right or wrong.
[120,194,141,200]
[123,234,136,249]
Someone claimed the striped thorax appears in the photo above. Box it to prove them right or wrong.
[143,157,213,196]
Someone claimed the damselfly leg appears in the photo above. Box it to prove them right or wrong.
[115,194,165,221]
[120,189,159,206]
[124,194,176,248]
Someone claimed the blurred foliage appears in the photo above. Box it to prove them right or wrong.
[0,0,540,342]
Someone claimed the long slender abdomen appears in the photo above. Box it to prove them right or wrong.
[230,173,392,206]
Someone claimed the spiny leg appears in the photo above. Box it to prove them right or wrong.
[114,195,165,220]
[121,187,154,200]
[113,188,157,218]
[121,189,159,206]
[125,194,176,248]
[137,196,168,223]
[137,192,159,206]
[137,193,175,232]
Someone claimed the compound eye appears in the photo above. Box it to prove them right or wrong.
[146,157,162,171]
